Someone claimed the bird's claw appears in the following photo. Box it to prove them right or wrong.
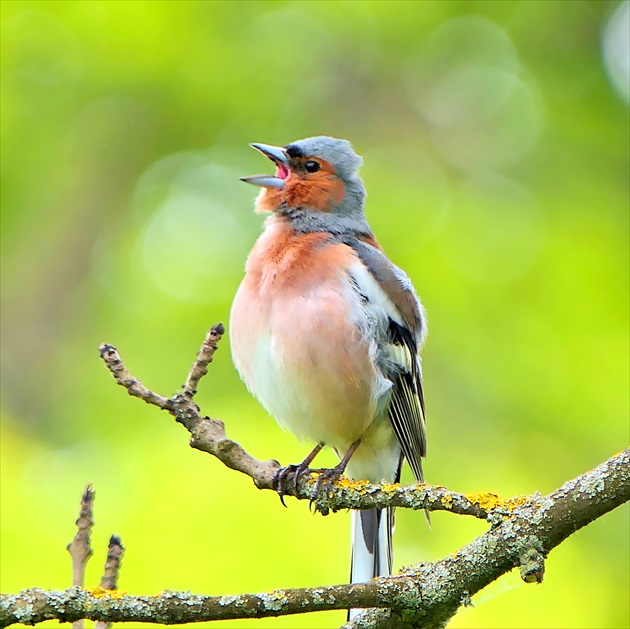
[272,462,312,507]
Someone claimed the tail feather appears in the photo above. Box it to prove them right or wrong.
[348,507,393,621]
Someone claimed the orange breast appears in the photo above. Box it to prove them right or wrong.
[229,217,381,448]
[243,218,355,294]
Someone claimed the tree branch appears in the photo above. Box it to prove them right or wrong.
[67,485,94,629]
[98,535,125,592]
[182,323,225,396]
[94,535,125,629]
[3,328,625,628]
[67,485,95,589]
[96,326,534,521]
[1,449,627,627]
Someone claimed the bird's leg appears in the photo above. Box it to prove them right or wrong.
[273,442,325,506]
[311,439,361,501]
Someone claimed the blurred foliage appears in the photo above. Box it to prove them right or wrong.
[1,1,628,628]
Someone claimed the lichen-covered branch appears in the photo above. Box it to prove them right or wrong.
[345,447,630,629]
[2,449,628,628]
[0,330,627,628]
[96,326,535,521]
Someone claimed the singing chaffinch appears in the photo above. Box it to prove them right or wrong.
[230,136,427,607]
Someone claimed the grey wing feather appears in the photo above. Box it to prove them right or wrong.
[386,321,426,482]
[339,236,428,483]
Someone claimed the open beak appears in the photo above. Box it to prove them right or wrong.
[241,143,290,189]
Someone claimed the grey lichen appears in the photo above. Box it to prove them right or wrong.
[519,548,545,584]
[258,592,287,612]
[1,450,627,628]
[309,589,326,605]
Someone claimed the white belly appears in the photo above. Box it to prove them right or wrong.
[230,279,390,452]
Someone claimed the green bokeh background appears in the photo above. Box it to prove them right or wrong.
[1,1,628,628]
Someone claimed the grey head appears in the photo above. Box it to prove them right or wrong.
[241,135,372,237]
[285,136,363,182]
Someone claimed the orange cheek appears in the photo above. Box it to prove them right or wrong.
[252,174,345,213]
[285,176,345,212]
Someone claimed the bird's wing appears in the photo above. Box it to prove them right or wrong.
[340,236,427,482]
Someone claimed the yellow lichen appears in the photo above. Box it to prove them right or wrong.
[465,491,502,510]
[380,482,400,494]
[441,494,453,508]
[504,495,529,510]
[465,492,530,512]
[335,478,373,494]
[89,587,126,599]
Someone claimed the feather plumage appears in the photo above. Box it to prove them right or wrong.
[233,137,429,623]
[338,236,427,483]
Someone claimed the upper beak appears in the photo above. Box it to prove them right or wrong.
[241,143,289,189]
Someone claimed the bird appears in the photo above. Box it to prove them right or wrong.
[230,136,427,611]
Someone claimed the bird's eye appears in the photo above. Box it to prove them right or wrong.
[304,160,321,173]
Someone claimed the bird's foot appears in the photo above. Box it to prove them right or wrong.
[272,462,313,507]
[310,463,346,504]
[308,440,361,512]
[272,442,325,507]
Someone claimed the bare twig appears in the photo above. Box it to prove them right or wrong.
[98,345,172,410]
[67,485,94,629]
[94,535,125,629]
[99,535,125,591]
[97,328,531,521]
[2,449,628,628]
[183,323,225,396]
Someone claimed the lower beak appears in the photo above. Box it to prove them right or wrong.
[240,174,285,189]
[241,143,289,189]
